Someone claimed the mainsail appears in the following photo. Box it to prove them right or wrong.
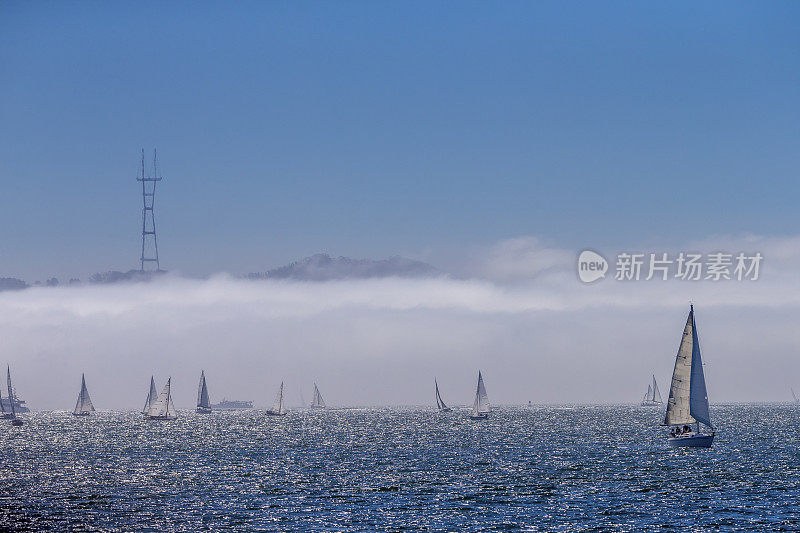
[435,378,450,411]
[643,375,663,403]
[663,305,712,428]
[147,378,177,419]
[472,371,490,417]
[142,376,158,414]
[7,366,16,417]
[73,373,95,415]
[651,375,663,403]
[311,383,326,408]
[268,382,286,415]
[197,371,210,409]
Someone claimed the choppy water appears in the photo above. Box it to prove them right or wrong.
[1,405,799,531]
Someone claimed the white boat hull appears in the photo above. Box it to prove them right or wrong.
[196,407,212,414]
[469,413,489,420]
[668,432,715,448]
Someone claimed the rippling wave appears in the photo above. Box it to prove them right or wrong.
[1,405,798,531]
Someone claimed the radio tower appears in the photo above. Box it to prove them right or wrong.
[137,149,163,271]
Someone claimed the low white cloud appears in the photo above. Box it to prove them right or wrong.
[448,236,573,283]
[1,233,799,411]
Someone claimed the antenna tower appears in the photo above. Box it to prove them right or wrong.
[137,149,163,271]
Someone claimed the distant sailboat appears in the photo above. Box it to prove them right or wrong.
[7,366,22,426]
[196,371,211,414]
[142,376,158,415]
[470,371,490,420]
[72,373,95,416]
[266,382,287,416]
[434,378,451,412]
[310,383,326,409]
[663,305,715,448]
[792,387,799,404]
[146,378,178,420]
[641,375,663,406]
[0,367,11,420]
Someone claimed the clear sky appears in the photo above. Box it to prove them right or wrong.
[1,2,799,279]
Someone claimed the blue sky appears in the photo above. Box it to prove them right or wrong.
[1,2,799,279]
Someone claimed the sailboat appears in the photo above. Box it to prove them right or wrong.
[196,370,212,414]
[640,374,663,406]
[310,383,326,409]
[72,373,95,416]
[142,376,158,415]
[470,371,490,420]
[7,366,23,426]
[145,378,178,420]
[435,378,451,412]
[266,381,287,416]
[791,387,799,404]
[663,305,715,448]
[0,368,11,420]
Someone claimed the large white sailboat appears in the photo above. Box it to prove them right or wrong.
[435,378,451,412]
[142,376,158,415]
[72,373,96,416]
[146,378,178,420]
[641,374,663,406]
[266,381,287,416]
[470,371,490,420]
[7,366,22,426]
[196,371,211,414]
[310,383,326,409]
[663,305,715,448]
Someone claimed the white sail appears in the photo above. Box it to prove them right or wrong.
[435,378,450,411]
[643,383,653,402]
[652,375,663,403]
[142,376,158,414]
[197,371,210,409]
[268,382,286,415]
[311,383,326,408]
[472,371,490,416]
[73,374,95,415]
[792,387,798,403]
[147,378,177,419]
[664,305,712,428]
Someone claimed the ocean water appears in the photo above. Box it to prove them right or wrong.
[1,405,799,531]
